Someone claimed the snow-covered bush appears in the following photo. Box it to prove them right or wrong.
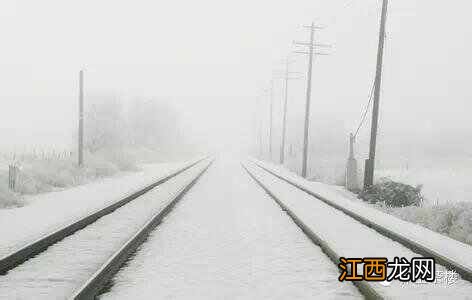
[1,147,142,199]
[0,174,22,208]
[85,96,128,153]
[0,188,22,208]
[379,202,472,246]
[84,96,181,153]
[0,95,186,208]
[359,178,423,207]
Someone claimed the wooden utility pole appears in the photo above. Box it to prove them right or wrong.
[279,58,301,165]
[294,22,329,178]
[268,80,274,159]
[259,123,263,158]
[364,0,389,189]
[78,70,84,167]
[280,60,290,165]
[257,95,264,158]
[301,23,315,178]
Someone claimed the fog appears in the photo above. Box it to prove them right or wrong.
[1,0,471,168]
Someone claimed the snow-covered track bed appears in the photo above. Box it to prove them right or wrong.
[250,159,472,284]
[0,159,212,299]
[99,159,362,299]
[0,158,205,275]
[243,161,472,299]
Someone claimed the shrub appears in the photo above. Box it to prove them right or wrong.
[359,178,423,207]
[15,171,53,194]
[0,177,23,208]
[379,202,472,246]
[0,146,156,209]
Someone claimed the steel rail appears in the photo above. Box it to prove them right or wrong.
[0,157,207,275]
[242,163,382,299]
[71,160,213,299]
[249,160,472,284]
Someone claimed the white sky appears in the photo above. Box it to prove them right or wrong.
[0,0,471,161]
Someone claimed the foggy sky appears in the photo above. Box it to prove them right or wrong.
[0,0,471,161]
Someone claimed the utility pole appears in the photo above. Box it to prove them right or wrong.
[279,58,301,165]
[268,79,274,160]
[301,24,314,178]
[259,121,263,158]
[294,22,329,178]
[78,70,84,167]
[364,0,389,189]
[257,95,264,159]
[280,59,290,165]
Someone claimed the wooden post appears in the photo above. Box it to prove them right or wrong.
[364,0,389,189]
[268,80,274,160]
[8,164,18,191]
[280,59,290,165]
[301,22,316,178]
[78,70,84,166]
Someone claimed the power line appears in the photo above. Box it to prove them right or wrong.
[293,22,330,178]
[353,79,375,138]
[78,70,84,167]
[364,0,389,189]
[353,1,391,139]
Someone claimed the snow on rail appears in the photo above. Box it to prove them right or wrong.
[71,159,213,300]
[101,159,361,299]
[251,159,472,283]
[0,158,205,257]
[0,159,212,299]
[0,157,205,274]
[244,161,472,299]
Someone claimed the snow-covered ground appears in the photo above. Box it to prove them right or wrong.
[0,159,199,258]
[2,156,471,299]
[253,160,472,270]
[272,158,472,246]
[101,158,361,299]
[246,161,472,298]
[0,160,210,299]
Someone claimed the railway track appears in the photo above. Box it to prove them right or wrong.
[72,160,213,299]
[243,161,472,299]
[97,158,362,299]
[1,157,471,299]
[0,158,205,275]
[249,159,472,283]
[0,159,212,299]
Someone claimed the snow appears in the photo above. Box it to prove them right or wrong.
[333,185,472,246]
[254,159,472,268]
[0,158,201,258]
[0,159,211,299]
[101,158,361,299]
[249,160,472,298]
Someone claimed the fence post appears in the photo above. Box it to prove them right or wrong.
[8,165,12,190]
[346,133,360,191]
[8,164,18,191]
